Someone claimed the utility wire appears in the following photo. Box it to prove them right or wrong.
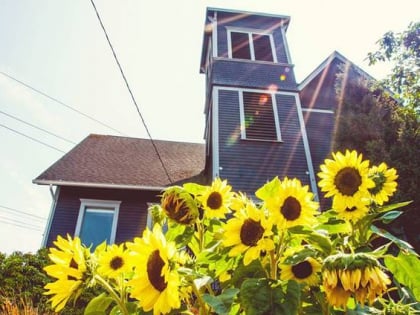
[0,205,46,221]
[0,218,42,232]
[90,0,173,184]
[0,109,76,145]
[0,123,66,153]
[0,70,126,136]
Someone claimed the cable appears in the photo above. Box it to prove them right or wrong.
[90,0,173,184]
[0,205,46,221]
[0,123,66,153]
[0,219,42,232]
[0,109,76,144]
[0,70,126,136]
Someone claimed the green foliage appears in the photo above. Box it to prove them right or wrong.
[334,43,420,251]
[0,248,52,313]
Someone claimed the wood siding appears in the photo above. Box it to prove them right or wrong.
[216,12,290,65]
[46,186,159,247]
[216,88,311,196]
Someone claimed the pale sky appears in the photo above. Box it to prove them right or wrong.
[0,0,419,254]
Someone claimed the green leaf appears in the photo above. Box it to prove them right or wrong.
[385,253,420,301]
[370,225,416,254]
[84,293,114,315]
[202,288,239,315]
[239,279,300,315]
[255,177,281,201]
[183,182,206,195]
[375,201,412,213]
[377,210,403,224]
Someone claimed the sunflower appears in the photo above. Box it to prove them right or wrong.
[198,178,234,219]
[368,163,398,205]
[96,243,132,280]
[265,177,318,229]
[44,235,89,311]
[322,252,390,308]
[127,224,181,315]
[332,198,370,223]
[318,150,374,209]
[280,256,321,286]
[161,186,199,225]
[223,202,274,265]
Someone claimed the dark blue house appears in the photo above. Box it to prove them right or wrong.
[34,8,373,248]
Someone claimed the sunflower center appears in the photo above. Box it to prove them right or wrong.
[110,256,124,270]
[369,172,386,195]
[164,194,195,224]
[207,192,222,210]
[240,219,264,246]
[147,250,167,292]
[334,167,362,196]
[280,197,301,221]
[345,206,357,212]
[291,261,313,279]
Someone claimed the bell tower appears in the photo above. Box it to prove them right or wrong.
[200,8,318,199]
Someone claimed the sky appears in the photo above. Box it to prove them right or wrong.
[0,0,419,254]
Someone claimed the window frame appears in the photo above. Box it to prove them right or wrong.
[227,27,278,62]
[75,199,121,246]
[238,90,282,142]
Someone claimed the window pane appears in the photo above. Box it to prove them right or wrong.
[243,92,277,141]
[252,34,274,62]
[80,208,113,248]
[231,32,251,60]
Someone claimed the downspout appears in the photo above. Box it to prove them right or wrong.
[41,185,60,248]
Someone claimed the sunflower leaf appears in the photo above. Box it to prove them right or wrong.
[255,177,281,201]
[202,288,239,315]
[370,225,416,254]
[84,293,113,315]
[375,200,412,213]
[384,252,420,301]
[377,210,403,224]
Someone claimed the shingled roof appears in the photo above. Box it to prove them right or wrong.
[33,134,207,190]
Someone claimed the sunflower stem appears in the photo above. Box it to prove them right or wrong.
[191,280,208,315]
[94,274,129,315]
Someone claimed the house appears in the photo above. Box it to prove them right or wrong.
[34,8,375,248]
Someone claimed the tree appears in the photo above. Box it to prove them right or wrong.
[367,21,420,111]
[333,22,420,252]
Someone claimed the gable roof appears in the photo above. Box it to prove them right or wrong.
[298,51,375,91]
[33,134,206,190]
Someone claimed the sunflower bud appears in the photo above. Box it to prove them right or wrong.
[322,252,390,308]
[161,187,199,225]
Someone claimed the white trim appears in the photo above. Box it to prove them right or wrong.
[33,179,165,191]
[226,27,277,62]
[212,88,220,179]
[301,108,335,114]
[281,26,292,64]
[41,186,60,247]
[75,199,121,245]
[271,94,282,141]
[294,95,319,202]
[238,90,246,139]
[212,12,217,58]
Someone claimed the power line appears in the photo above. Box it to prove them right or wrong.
[0,123,66,153]
[0,109,76,145]
[0,218,42,232]
[0,70,126,136]
[90,0,173,184]
[0,205,46,221]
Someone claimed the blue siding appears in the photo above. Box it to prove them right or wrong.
[217,88,311,196]
[212,59,297,91]
[216,12,290,65]
[46,186,159,247]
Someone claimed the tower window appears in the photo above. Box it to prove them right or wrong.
[240,91,281,141]
[228,30,276,62]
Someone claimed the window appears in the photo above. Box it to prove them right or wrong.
[75,199,120,248]
[228,29,276,62]
[240,91,281,141]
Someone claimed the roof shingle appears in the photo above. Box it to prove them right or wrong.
[33,134,206,189]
